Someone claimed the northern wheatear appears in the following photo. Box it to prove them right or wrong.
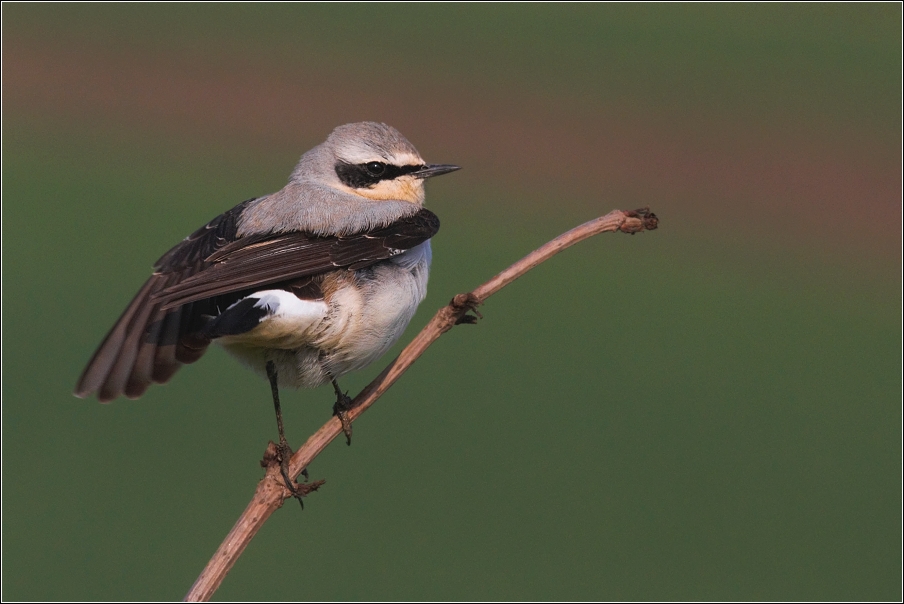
[75,122,459,500]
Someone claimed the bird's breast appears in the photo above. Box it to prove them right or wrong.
[315,242,431,375]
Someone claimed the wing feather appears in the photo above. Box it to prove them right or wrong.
[154,208,439,309]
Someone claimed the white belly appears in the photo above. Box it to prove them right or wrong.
[219,242,431,390]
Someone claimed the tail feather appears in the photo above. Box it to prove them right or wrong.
[123,302,168,399]
[175,301,211,364]
[100,276,170,401]
[74,277,159,400]
[151,305,183,384]
[75,272,210,401]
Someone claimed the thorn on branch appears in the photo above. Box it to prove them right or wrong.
[619,207,659,234]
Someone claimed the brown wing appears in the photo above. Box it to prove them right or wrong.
[154,207,440,308]
[74,203,439,402]
[74,198,255,401]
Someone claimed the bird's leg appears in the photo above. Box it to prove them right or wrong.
[266,360,305,508]
[331,378,354,446]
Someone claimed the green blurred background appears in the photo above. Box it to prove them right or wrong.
[3,4,900,601]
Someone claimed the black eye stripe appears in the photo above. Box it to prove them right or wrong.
[335,161,425,188]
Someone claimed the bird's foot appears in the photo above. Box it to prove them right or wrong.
[332,387,354,446]
[261,440,311,509]
[451,292,483,325]
[277,440,308,509]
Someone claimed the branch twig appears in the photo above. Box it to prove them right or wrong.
[184,207,658,601]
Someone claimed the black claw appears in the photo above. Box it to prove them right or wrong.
[276,441,305,509]
[331,379,354,445]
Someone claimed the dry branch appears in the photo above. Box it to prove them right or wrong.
[184,207,658,601]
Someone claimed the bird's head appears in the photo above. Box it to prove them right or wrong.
[295,122,460,205]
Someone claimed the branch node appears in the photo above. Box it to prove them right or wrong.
[451,292,483,325]
[293,479,325,498]
[619,207,659,234]
[260,441,323,502]
[259,441,280,468]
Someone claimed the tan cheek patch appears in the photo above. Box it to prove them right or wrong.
[356,178,425,205]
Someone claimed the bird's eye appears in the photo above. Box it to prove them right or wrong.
[365,162,386,176]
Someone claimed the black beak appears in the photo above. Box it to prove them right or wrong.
[413,164,461,179]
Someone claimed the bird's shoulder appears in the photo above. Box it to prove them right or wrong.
[153,197,256,273]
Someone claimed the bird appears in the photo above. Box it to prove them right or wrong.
[74,121,460,501]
